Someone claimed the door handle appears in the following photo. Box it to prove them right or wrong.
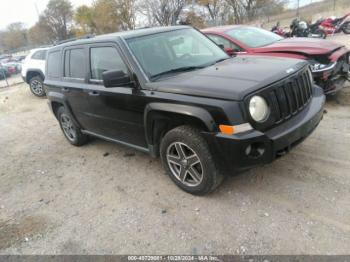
[62,87,70,92]
[88,91,100,96]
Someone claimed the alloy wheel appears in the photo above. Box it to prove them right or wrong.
[30,80,44,95]
[60,114,77,142]
[166,142,203,187]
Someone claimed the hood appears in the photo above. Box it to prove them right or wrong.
[253,38,344,56]
[146,56,307,101]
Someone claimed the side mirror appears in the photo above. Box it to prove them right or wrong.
[224,47,236,56]
[102,70,132,88]
[217,44,225,50]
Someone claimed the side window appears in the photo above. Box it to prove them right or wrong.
[208,35,242,51]
[90,46,128,80]
[64,48,86,79]
[31,50,47,60]
[47,51,61,78]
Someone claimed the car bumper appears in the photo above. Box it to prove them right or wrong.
[313,54,350,94]
[203,86,325,173]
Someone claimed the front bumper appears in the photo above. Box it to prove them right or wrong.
[204,86,325,173]
[313,55,350,94]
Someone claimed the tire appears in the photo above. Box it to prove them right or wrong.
[29,75,46,97]
[316,29,327,39]
[160,125,225,195]
[342,22,350,34]
[57,106,88,146]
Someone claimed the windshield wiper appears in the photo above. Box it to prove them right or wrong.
[213,57,230,64]
[150,66,206,81]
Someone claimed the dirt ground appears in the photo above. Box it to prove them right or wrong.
[0,35,350,255]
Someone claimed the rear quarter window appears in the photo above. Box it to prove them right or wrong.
[31,50,47,60]
[47,51,61,78]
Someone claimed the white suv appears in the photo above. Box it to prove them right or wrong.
[21,47,49,97]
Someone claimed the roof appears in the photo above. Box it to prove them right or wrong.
[50,26,191,50]
[201,25,245,33]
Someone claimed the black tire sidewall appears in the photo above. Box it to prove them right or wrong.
[29,76,46,97]
[342,23,350,34]
[160,126,222,195]
[57,107,86,146]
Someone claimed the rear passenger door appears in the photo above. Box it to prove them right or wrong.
[85,43,147,148]
[61,46,92,130]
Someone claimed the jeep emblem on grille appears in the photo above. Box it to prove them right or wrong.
[286,68,295,74]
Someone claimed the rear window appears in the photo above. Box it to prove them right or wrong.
[47,51,61,78]
[31,50,47,60]
[64,48,86,79]
[226,27,282,48]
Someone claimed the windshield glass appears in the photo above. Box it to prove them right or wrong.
[126,28,228,80]
[226,27,283,48]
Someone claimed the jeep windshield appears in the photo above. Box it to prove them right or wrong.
[126,28,229,80]
[226,26,283,48]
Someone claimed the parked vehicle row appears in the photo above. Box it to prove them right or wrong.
[42,26,328,195]
[271,13,350,39]
[202,25,350,94]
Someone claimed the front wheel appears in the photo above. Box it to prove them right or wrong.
[342,22,350,34]
[160,126,225,195]
[316,29,327,39]
[29,75,46,97]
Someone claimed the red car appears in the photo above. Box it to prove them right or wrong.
[202,25,350,94]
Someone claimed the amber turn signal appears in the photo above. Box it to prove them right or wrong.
[219,125,235,135]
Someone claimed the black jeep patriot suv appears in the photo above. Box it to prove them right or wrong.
[45,26,325,195]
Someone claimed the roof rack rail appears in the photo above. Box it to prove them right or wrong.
[53,34,95,46]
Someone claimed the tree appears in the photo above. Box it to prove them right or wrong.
[117,0,136,30]
[224,0,286,23]
[197,0,224,25]
[74,0,136,35]
[28,17,55,45]
[138,0,188,26]
[0,23,28,52]
[91,0,120,34]
[42,0,74,40]
[179,11,206,28]
[75,5,96,35]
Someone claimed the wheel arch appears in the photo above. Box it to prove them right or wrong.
[26,69,45,84]
[48,92,81,129]
[144,103,217,157]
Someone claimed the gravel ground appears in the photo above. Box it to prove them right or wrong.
[0,35,350,255]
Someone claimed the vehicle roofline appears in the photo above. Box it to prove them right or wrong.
[47,26,192,50]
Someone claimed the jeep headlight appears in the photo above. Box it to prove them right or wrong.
[249,96,270,123]
[310,62,336,72]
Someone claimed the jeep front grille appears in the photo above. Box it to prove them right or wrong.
[267,69,313,124]
[245,67,314,131]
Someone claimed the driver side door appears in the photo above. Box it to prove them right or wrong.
[84,43,147,148]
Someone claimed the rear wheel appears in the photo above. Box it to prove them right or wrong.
[57,107,88,146]
[29,75,45,97]
[160,125,225,195]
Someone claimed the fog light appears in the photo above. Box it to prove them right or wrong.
[245,142,266,159]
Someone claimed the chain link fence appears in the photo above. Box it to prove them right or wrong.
[0,74,24,89]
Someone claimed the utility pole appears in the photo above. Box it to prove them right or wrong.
[296,0,300,17]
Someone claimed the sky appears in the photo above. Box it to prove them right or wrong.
[0,0,93,30]
[0,0,321,30]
